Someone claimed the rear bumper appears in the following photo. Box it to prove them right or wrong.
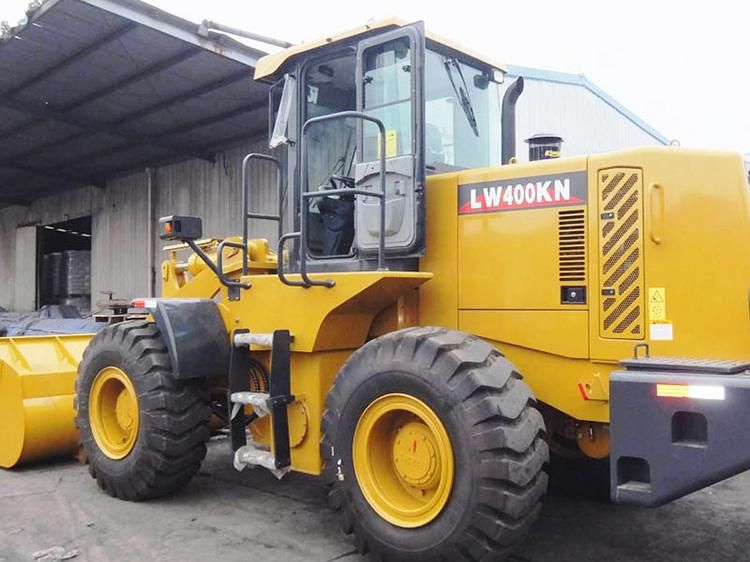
[610,361,750,506]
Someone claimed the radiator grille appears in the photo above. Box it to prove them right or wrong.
[599,168,644,339]
[558,209,586,283]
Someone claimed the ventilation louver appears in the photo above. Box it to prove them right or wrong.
[558,209,586,284]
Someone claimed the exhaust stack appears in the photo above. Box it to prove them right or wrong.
[501,77,524,164]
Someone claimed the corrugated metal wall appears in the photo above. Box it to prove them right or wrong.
[0,136,276,309]
[0,205,29,310]
[93,172,147,303]
[510,78,663,161]
[96,137,279,301]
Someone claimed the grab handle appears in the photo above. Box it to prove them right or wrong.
[648,182,664,244]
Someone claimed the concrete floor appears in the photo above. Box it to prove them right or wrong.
[1,439,748,562]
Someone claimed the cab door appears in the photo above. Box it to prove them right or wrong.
[354,24,426,257]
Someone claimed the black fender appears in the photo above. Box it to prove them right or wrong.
[148,298,230,380]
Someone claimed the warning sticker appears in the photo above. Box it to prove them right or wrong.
[386,130,398,158]
[378,130,399,159]
[648,288,666,321]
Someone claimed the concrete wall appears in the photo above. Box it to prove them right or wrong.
[0,137,276,310]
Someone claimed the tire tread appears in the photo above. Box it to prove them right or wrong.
[321,327,548,561]
[76,320,210,501]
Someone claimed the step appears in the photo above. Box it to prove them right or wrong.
[233,443,290,479]
[233,332,274,348]
[230,391,270,418]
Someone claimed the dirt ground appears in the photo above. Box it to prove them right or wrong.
[1,439,748,562]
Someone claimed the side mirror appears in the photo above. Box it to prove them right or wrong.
[269,73,296,149]
[159,215,203,241]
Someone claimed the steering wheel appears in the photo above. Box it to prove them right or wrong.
[328,174,355,190]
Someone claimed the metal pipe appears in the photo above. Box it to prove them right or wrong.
[241,153,283,276]
[277,232,306,287]
[198,20,293,49]
[501,77,524,165]
[241,155,250,276]
[146,167,156,297]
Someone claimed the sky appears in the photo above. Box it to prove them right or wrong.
[3,0,749,155]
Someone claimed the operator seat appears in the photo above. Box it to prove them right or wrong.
[319,176,355,256]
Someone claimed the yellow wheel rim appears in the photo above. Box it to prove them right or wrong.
[353,393,454,528]
[89,366,140,460]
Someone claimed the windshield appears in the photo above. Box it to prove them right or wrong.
[425,49,503,171]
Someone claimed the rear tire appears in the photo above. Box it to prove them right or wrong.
[76,320,210,501]
[321,327,548,561]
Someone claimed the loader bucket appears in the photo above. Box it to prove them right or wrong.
[0,334,92,468]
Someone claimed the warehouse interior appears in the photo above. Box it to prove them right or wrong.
[38,216,92,308]
[0,0,277,312]
[0,0,668,314]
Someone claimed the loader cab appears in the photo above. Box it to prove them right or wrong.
[263,21,511,275]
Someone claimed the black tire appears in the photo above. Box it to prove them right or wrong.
[321,327,548,561]
[76,320,210,501]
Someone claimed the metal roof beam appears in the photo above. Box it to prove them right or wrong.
[0,69,250,163]
[14,102,263,179]
[2,22,138,97]
[0,47,202,144]
[62,46,202,113]
[0,94,213,163]
[156,101,267,138]
[110,69,252,126]
[0,162,104,188]
[76,0,265,67]
[31,101,267,171]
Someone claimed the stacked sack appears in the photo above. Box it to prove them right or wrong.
[60,250,91,310]
[39,250,91,311]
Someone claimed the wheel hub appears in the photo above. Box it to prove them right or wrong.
[89,366,140,459]
[352,393,454,528]
[115,390,135,434]
[393,421,440,489]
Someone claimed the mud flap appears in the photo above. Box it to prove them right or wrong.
[151,298,229,380]
[610,358,750,506]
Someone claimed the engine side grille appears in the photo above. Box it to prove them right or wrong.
[558,209,586,284]
[598,168,644,339]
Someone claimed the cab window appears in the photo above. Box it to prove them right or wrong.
[424,49,502,171]
[303,52,358,257]
[361,37,413,161]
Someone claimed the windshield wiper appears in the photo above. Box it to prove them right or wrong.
[443,57,479,137]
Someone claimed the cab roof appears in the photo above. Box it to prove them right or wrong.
[254,17,507,81]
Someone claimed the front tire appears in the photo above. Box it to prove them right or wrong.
[321,327,548,561]
[76,321,210,501]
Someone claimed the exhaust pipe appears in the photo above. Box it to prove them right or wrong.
[501,77,524,165]
[198,20,293,49]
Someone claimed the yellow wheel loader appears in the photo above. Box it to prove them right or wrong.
[5,18,750,561]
